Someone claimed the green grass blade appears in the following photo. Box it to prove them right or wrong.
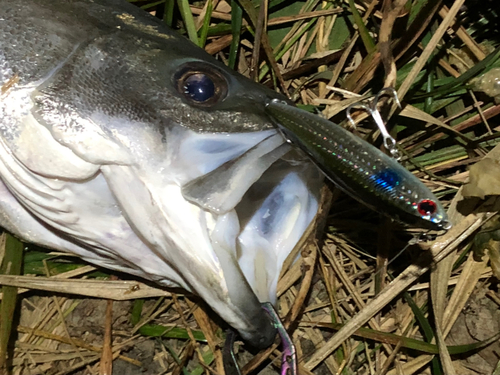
[177,0,199,45]
[314,321,500,355]
[403,290,442,374]
[228,0,243,69]
[23,249,108,277]
[138,323,206,341]
[198,0,213,48]
[259,17,317,81]
[348,0,375,53]
[140,0,166,11]
[163,0,175,27]
[190,350,214,375]
[413,45,500,99]
[131,299,145,326]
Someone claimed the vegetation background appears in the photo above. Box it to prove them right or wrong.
[1,0,500,374]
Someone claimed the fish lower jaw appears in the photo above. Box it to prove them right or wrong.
[0,119,323,345]
[105,157,322,342]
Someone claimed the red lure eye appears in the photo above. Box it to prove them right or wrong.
[417,199,437,216]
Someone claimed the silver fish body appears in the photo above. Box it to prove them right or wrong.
[0,0,323,347]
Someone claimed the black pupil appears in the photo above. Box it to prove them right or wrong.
[419,200,436,215]
[184,73,215,102]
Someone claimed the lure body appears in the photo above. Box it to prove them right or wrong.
[266,101,449,230]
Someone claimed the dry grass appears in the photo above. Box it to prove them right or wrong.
[2,0,500,374]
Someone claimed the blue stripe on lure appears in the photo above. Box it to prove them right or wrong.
[265,100,451,231]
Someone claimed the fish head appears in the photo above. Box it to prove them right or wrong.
[10,6,322,349]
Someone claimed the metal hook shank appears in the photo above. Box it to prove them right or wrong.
[261,303,297,375]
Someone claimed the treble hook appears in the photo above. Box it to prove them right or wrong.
[346,87,402,160]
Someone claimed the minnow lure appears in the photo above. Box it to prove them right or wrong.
[265,99,451,230]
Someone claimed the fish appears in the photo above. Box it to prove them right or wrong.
[0,0,323,348]
[0,0,449,352]
[265,100,450,230]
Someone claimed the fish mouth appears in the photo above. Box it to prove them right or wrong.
[96,125,322,347]
[0,103,321,348]
[0,77,321,348]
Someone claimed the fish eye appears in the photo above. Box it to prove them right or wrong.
[183,73,215,102]
[417,199,437,216]
[174,63,227,107]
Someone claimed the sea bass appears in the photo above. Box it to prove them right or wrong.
[0,0,450,350]
[0,0,322,347]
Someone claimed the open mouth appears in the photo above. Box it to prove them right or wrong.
[0,118,322,347]
[95,126,323,345]
[178,128,323,302]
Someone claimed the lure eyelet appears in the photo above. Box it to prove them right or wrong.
[440,220,453,230]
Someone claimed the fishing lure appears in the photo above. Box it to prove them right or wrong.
[265,93,451,231]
